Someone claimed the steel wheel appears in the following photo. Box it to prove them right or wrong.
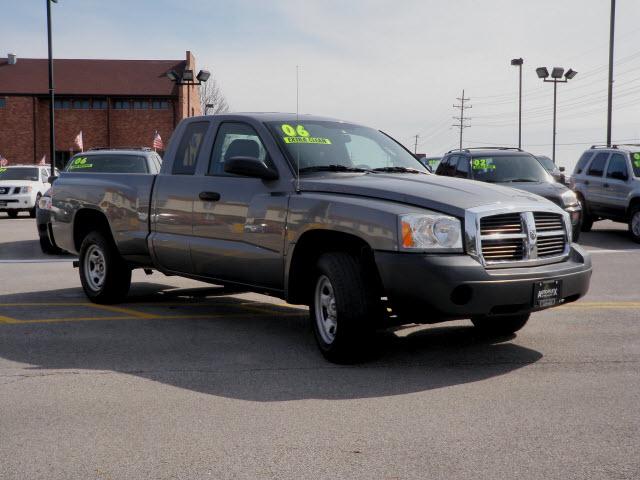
[314,275,338,345]
[632,210,640,237]
[84,244,107,290]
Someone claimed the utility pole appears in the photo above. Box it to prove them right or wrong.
[413,134,419,154]
[453,89,472,150]
[511,58,524,148]
[46,0,58,174]
[607,0,616,146]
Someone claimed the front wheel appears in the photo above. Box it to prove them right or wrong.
[310,252,380,363]
[7,210,18,218]
[79,231,131,304]
[629,205,640,244]
[30,194,41,218]
[471,313,530,336]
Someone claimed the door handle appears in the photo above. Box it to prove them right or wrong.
[603,183,610,188]
[584,180,590,185]
[199,191,221,201]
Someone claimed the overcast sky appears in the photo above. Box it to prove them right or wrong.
[4,0,640,168]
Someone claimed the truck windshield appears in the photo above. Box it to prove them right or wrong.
[65,154,148,173]
[632,153,640,177]
[470,155,550,183]
[266,121,427,174]
[0,167,39,181]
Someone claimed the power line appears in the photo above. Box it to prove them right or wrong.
[453,89,472,150]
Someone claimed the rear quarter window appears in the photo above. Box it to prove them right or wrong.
[574,151,594,175]
[586,152,609,177]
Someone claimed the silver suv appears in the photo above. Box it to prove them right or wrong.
[571,145,640,242]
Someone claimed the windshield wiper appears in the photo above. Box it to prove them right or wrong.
[371,166,426,174]
[298,165,372,174]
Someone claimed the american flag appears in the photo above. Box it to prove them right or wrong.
[39,155,47,166]
[0,155,7,166]
[153,131,164,150]
[74,131,84,151]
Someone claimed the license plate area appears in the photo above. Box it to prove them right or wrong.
[533,280,562,308]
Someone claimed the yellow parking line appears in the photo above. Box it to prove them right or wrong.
[0,315,17,324]
[88,304,157,319]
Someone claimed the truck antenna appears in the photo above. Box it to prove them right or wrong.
[295,64,301,193]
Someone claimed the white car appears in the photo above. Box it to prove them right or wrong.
[0,165,52,218]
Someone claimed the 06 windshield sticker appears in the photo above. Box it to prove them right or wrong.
[68,157,93,170]
[280,124,332,145]
[633,153,640,168]
[472,158,496,171]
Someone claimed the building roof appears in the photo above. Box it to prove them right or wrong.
[0,58,186,96]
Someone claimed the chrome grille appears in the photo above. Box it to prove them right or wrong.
[537,234,566,257]
[0,186,11,195]
[534,212,564,232]
[472,209,569,267]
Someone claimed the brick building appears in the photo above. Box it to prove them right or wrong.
[0,50,202,169]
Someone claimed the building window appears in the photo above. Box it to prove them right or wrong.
[0,98,6,108]
[134,100,149,110]
[73,99,90,109]
[152,100,169,110]
[113,100,130,110]
[92,99,107,109]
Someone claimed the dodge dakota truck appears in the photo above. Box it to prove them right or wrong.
[50,113,592,362]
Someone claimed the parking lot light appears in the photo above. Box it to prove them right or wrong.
[196,70,210,82]
[536,67,549,79]
[565,68,578,80]
[551,67,565,79]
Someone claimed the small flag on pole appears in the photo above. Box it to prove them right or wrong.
[39,155,47,166]
[74,131,84,152]
[153,130,164,151]
[0,155,8,166]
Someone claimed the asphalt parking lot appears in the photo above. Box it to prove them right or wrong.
[0,214,639,479]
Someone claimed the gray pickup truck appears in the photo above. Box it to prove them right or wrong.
[51,113,592,361]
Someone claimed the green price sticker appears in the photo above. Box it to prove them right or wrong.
[68,157,93,170]
[0,168,7,174]
[472,158,496,170]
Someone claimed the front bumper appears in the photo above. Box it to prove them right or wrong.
[0,194,36,210]
[375,244,591,322]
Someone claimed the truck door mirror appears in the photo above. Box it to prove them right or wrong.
[48,175,58,184]
[559,166,565,172]
[224,156,279,180]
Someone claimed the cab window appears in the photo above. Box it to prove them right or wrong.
[455,156,470,177]
[172,122,208,175]
[208,122,268,176]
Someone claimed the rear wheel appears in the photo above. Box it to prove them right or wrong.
[79,231,131,304]
[7,210,18,218]
[39,234,63,254]
[471,313,530,336]
[629,205,640,244]
[310,252,381,363]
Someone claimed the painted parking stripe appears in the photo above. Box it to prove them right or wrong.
[0,259,75,264]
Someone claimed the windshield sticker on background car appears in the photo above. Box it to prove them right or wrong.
[428,159,439,167]
[68,157,93,170]
[633,153,640,168]
[280,123,332,145]
[472,158,496,171]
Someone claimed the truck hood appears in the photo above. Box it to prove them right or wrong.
[0,180,41,188]
[501,181,569,208]
[299,173,555,217]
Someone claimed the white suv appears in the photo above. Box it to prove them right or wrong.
[0,165,52,218]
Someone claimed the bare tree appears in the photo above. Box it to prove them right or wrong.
[199,76,230,115]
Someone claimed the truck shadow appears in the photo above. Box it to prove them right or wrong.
[0,285,543,401]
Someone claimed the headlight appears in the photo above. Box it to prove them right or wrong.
[400,212,463,251]
[561,189,578,207]
[39,196,52,210]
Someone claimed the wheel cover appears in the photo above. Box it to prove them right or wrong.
[632,211,640,237]
[84,244,106,290]
[314,275,338,344]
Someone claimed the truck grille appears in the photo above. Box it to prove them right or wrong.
[476,210,568,266]
[0,186,12,195]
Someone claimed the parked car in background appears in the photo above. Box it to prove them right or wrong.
[37,148,162,254]
[436,147,583,240]
[571,144,640,242]
[536,155,567,184]
[0,164,52,218]
[418,156,442,172]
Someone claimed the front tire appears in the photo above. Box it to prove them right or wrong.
[471,313,530,336]
[577,195,593,232]
[629,205,640,244]
[7,210,18,218]
[30,194,41,218]
[79,231,131,304]
[310,252,380,363]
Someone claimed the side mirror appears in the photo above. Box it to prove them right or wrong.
[224,156,278,180]
[559,166,565,172]
[48,175,58,184]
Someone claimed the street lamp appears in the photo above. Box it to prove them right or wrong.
[46,0,58,174]
[536,65,578,164]
[166,69,210,117]
[511,57,523,148]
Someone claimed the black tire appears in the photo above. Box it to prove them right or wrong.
[310,252,381,363]
[7,210,18,218]
[30,194,41,218]
[78,231,131,304]
[572,223,581,243]
[629,204,640,244]
[577,195,593,232]
[471,313,530,336]
[39,232,63,255]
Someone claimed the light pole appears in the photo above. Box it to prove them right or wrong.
[205,103,214,115]
[607,0,616,146]
[536,66,578,164]
[46,0,58,174]
[511,58,523,149]
[167,69,210,118]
